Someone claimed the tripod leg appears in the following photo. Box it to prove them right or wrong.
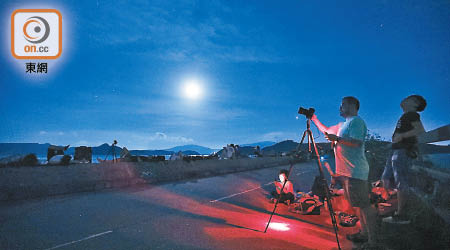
[308,130,341,250]
[104,144,116,163]
[264,162,295,233]
[265,128,311,232]
[296,130,309,152]
[308,130,311,152]
[104,147,111,161]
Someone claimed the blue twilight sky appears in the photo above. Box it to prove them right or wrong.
[0,0,449,150]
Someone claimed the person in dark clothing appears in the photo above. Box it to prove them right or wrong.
[270,169,295,205]
[382,95,426,224]
[254,146,262,157]
[234,145,240,159]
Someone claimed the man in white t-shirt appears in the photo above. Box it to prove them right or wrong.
[311,96,377,246]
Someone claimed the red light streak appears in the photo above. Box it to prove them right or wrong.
[128,178,356,249]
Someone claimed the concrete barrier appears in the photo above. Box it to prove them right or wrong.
[0,157,301,202]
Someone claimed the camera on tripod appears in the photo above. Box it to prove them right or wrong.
[298,107,315,119]
[265,105,341,249]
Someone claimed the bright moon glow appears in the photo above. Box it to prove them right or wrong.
[183,79,203,100]
[268,222,290,231]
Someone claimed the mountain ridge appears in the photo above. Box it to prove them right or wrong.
[1,141,449,157]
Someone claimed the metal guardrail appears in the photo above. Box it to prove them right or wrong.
[410,163,450,222]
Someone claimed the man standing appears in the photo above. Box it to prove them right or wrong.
[311,96,377,247]
[381,95,426,224]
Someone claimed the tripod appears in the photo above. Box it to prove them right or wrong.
[264,119,341,250]
[104,140,118,163]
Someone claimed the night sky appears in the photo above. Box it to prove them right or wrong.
[1,0,449,149]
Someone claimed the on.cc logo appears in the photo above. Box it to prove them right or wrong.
[11,9,62,59]
[23,16,50,44]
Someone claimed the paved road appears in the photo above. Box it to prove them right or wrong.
[0,162,356,250]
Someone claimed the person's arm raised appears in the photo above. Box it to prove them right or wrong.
[311,114,340,135]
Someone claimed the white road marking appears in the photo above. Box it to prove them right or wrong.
[296,170,314,176]
[209,181,274,203]
[44,230,113,250]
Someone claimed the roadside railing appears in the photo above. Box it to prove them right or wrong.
[410,156,450,223]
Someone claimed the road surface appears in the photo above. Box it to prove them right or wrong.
[0,161,357,250]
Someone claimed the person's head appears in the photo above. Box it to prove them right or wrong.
[279,169,289,182]
[340,96,360,118]
[401,95,427,112]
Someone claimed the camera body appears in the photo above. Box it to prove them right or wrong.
[298,107,315,119]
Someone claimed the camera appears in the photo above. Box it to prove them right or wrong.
[298,107,315,119]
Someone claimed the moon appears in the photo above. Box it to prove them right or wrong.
[183,79,203,100]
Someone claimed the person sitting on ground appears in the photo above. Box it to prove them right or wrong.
[271,169,295,205]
